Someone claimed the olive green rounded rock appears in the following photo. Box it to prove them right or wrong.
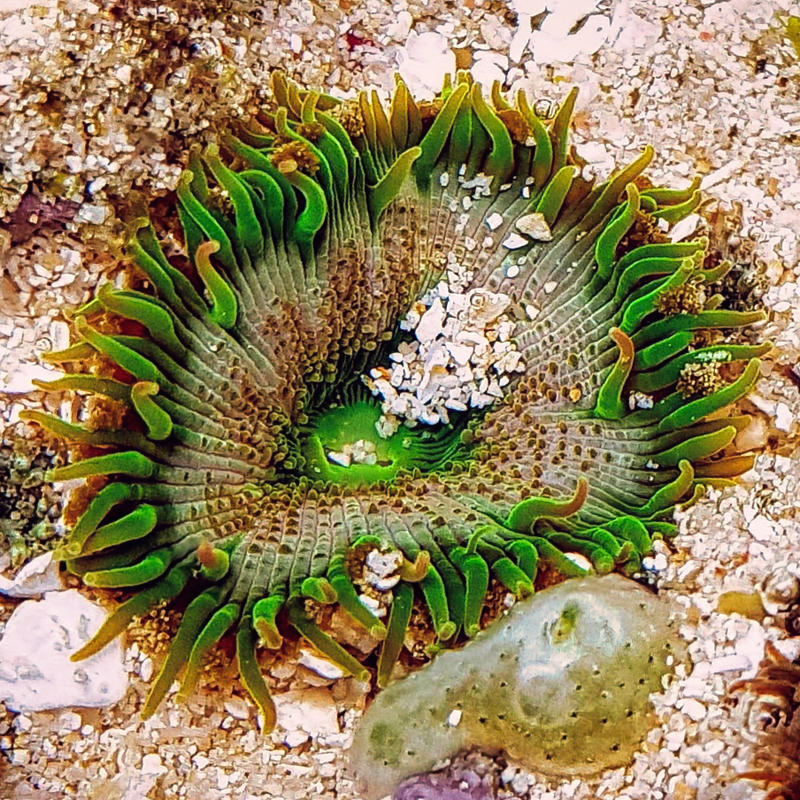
[349,574,685,800]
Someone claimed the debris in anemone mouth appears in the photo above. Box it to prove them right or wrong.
[19,69,770,729]
[363,279,525,432]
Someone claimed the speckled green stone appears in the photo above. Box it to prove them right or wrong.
[350,574,685,799]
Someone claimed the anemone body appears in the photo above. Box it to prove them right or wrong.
[26,72,768,727]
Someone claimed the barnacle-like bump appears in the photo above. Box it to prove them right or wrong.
[269,140,320,175]
[25,70,770,729]
[676,361,725,398]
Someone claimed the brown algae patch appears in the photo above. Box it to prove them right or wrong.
[349,574,685,799]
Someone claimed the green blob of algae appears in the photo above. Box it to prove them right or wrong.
[349,575,685,799]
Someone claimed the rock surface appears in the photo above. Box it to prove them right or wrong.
[0,588,127,712]
[394,758,496,800]
[0,551,62,597]
[350,575,685,800]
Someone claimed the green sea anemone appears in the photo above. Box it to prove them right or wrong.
[22,71,769,729]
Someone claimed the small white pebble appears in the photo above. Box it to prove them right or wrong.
[704,739,725,756]
[502,233,528,250]
[677,698,706,722]
[224,696,251,720]
[298,649,346,680]
[327,450,351,467]
[748,515,776,542]
[516,211,553,241]
[563,553,592,571]
[284,729,309,748]
[500,765,518,785]
[141,753,167,775]
[665,729,685,751]
[486,212,504,230]
[140,657,153,682]
[15,715,32,732]
[193,754,210,770]
[76,204,108,225]
[709,654,751,674]
[774,402,794,432]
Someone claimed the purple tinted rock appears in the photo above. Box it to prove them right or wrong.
[393,763,495,800]
[5,188,79,245]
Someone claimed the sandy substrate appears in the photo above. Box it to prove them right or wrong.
[1,0,799,798]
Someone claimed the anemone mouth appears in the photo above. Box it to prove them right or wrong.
[23,70,770,729]
[299,396,471,487]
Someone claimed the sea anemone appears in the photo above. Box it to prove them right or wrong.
[21,71,769,728]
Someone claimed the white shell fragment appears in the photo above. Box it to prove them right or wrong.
[502,233,528,250]
[516,211,553,241]
[326,438,379,468]
[485,212,504,230]
[0,551,62,598]
[298,649,347,680]
[364,549,404,591]
[363,278,525,432]
[415,298,447,344]
[0,589,127,712]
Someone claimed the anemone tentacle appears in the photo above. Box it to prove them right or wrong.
[25,70,767,727]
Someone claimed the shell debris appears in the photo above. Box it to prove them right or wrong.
[364,281,525,433]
